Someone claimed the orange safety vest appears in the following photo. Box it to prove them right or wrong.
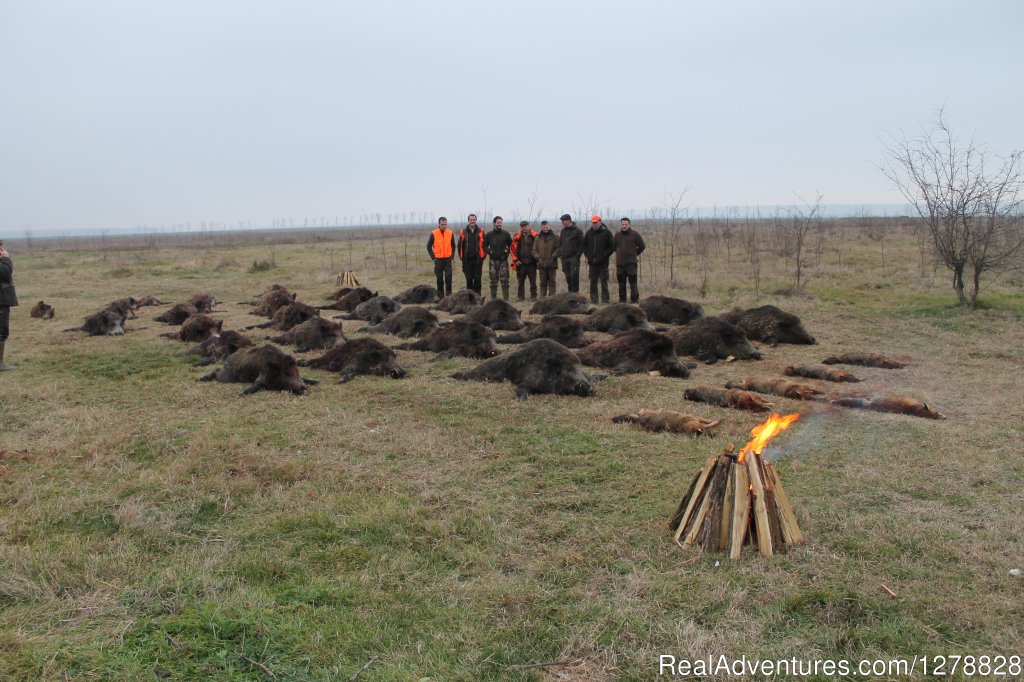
[432,228,454,259]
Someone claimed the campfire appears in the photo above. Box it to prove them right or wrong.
[668,413,804,560]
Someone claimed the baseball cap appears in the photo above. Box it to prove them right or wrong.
[559,213,572,222]
[519,220,529,227]
[591,215,601,223]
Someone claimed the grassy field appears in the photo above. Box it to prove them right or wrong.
[1,221,1023,680]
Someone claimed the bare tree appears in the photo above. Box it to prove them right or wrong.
[516,185,545,225]
[662,188,691,288]
[692,215,712,297]
[882,108,1024,308]
[742,211,762,299]
[783,192,824,290]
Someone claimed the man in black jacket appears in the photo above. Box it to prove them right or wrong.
[458,213,486,294]
[584,215,615,304]
[613,217,646,303]
[557,213,584,293]
[0,241,18,371]
[484,216,513,300]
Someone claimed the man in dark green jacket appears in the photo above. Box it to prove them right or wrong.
[532,221,560,298]
[613,218,646,303]
[0,241,18,371]
[484,216,513,300]
[583,216,615,304]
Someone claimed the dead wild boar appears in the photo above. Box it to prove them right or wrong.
[529,292,596,316]
[64,310,126,336]
[342,296,400,324]
[395,320,498,358]
[496,315,591,348]
[321,287,376,311]
[611,409,720,435]
[105,297,140,319]
[135,295,167,307]
[154,303,199,325]
[179,329,253,365]
[638,295,705,325]
[160,313,222,342]
[247,302,320,332]
[436,289,483,314]
[31,301,55,319]
[299,337,407,382]
[822,352,907,369]
[361,306,439,338]
[452,338,595,400]
[198,344,315,396]
[189,293,218,314]
[667,317,762,363]
[721,305,815,346]
[576,328,691,378]
[394,284,441,305]
[244,288,297,317]
[830,395,944,419]
[784,365,862,383]
[581,303,652,333]
[725,378,823,400]
[269,317,344,352]
[683,386,772,412]
[328,286,353,300]
[464,299,524,330]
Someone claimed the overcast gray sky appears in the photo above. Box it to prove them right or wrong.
[1,0,1021,233]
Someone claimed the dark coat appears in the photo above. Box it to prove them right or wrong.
[512,229,538,266]
[558,223,585,260]
[458,225,486,262]
[583,224,615,266]
[532,230,560,268]
[0,256,17,307]
[484,228,513,261]
[613,229,646,267]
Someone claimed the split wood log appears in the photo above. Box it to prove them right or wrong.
[672,456,717,544]
[729,464,750,561]
[745,453,773,557]
[765,462,804,545]
[719,468,734,551]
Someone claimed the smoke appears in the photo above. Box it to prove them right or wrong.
[763,407,834,462]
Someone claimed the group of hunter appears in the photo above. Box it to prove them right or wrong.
[427,213,646,304]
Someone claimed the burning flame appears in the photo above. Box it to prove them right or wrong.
[737,412,800,462]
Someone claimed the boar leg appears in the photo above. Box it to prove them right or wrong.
[239,381,265,396]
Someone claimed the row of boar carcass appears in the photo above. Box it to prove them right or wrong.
[54,282,940,418]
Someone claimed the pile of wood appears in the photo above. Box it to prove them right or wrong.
[336,271,361,287]
[668,446,803,560]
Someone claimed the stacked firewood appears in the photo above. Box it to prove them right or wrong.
[669,441,803,560]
